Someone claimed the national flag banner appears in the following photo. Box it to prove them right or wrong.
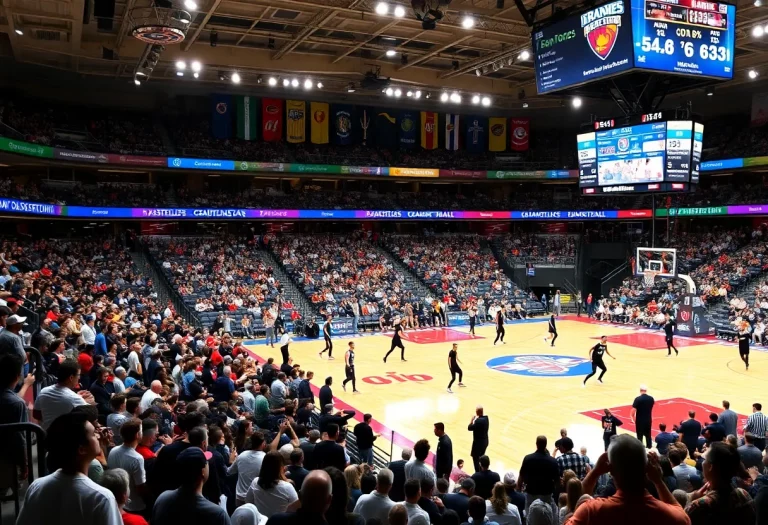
[310,102,329,144]
[445,114,460,150]
[488,117,507,152]
[420,111,438,150]
[286,100,306,143]
[235,96,257,140]
[465,116,487,153]
[359,107,372,146]
[375,111,397,149]
[399,111,417,149]
[211,94,232,140]
[510,118,530,151]
[333,105,354,145]
[262,98,284,142]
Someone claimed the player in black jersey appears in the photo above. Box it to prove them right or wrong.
[583,336,615,385]
[738,323,750,370]
[493,306,506,345]
[447,343,465,393]
[544,314,558,347]
[468,303,478,336]
[663,314,678,356]
[384,318,407,363]
[343,341,359,393]
[319,314,334,359]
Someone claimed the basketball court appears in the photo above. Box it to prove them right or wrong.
[244,314,766,474]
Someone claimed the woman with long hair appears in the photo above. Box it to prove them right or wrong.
[233,419,253,453]
[686,442,755,525]
[658,455,678,492]
[324,467,365,525]
[344,465,363,511]
[559,478,583,525]
[244,451,299,517]
[485,482,522,525]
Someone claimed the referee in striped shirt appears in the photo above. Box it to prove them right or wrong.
[744,403,768,451]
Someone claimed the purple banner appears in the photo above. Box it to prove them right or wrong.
[727,205,768,215]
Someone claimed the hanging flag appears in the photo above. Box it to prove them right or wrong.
[420,112,438,150]
[262,98,284,142]
[510,118,530,151]
[286,100,306,143]
[488,117,507,152]
[445,114,460,151]
[211,94,232,140]
[399,111,417,149]
[333,105,354,145]
[375,111,397,149]
[359,107,372,146]
[465,116,487,153]
[310,102,329,144]
[235,96,257,141]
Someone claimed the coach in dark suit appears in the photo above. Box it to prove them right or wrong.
[631,385,655,449]
[387,448,412,502]
[468,406,489,473]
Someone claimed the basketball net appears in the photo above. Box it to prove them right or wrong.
[642,269,659,289]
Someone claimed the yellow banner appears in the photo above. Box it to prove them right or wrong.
[390,167,439,177]
[286,100,306,143]
[310,102,329,144]
[489,117,507,152]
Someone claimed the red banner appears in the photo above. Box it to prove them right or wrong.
[107,154,166,167]
[510,118,530,151]
[540,222,567,233]
[438,169,486,179]
[617,209,652,218]
[262,98,284,142]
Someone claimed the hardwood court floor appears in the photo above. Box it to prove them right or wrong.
[244,316,766,474]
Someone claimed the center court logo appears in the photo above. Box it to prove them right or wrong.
[487,355,592,377]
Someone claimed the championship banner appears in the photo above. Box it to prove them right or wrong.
[310,102,329,144]
[420,111,438,150]
[488,117,507,152]
[262,98,284,142]
[211,94,232,140]
[510,118,530,151]
[445,114,460,151]
[333,105,354,145]
[235,96,257,141]
[399,111,417,149]
[286,100,306,143]
[376,111,398,149]
[465,116,487,153]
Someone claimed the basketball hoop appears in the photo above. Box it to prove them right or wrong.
[643,269,659,289]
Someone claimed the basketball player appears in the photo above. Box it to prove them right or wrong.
[663,313,678,356]
[279,331,294,364]
[468,302,478,336]
[493,305,506,345]
[544,314,558,347]
[447,343,465,393]
[319,315,334,360]
[583,335,615,385]
[343,341,359,393]
[738,322,750,370]
[384,318,407,363]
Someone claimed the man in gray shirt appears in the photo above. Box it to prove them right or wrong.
[270,373,287,409]
[738,433,764,470]
[0,315,27,381]
[718,400,739,437]
[404,439,437,486]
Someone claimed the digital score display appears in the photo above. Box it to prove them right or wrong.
[533,0,736,93]
[533,0,634,94]
[631,0,735,78]
[578,115,703,193]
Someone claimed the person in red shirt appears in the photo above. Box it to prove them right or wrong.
[99,468,149,525]
[77,346,94,386]
[135,419,171,460]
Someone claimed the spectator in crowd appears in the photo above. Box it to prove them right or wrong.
[486,482,522,525]
[387,448,412,502]
[353,468,396,523]
[472,455,501,500]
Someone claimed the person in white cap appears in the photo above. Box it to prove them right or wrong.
[231,503,268,525]
[0,313,27,381]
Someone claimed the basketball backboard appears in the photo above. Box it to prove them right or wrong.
[635,247,677,278]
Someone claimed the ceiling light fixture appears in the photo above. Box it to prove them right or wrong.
[414,90,422,99]
[450,92,461,103]
[481,96,491,107]
[193,72,199,78]
[386,87,394,96]
[134,79,141,86]
[304,78,313,89]
[471,95,480,104]
[519,50,530,60]
[749,69,759,79]
[386,49,396,57]
[394,88,402,97]
[291,78,299,87]
[462,15,475,29]
[268,77,277,86]
[175,60,186,70]
[184,0,197,9]
[394,5,405,17]
[231,72,241,84]
[14,29,23,36]
[191,60,202,72]
[572,97,582,108]
[283,78,290,87]
[375,2,389,15]
[440,92,449,102]
[317,81,323,88]
[754,25,765,37]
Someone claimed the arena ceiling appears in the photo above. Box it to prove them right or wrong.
[0,0,766,109]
